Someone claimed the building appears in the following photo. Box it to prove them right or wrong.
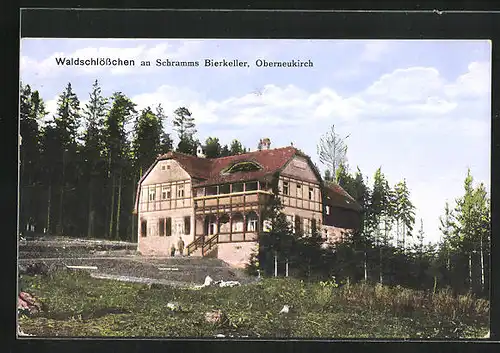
[133,142,362,267]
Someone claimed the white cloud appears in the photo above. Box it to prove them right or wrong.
[445,61,491,99]
[364,67,446,103]
[365,62,490,105]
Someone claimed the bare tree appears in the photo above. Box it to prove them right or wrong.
[317,125,350,178]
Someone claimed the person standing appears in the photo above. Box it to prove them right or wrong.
[177,236,185,256]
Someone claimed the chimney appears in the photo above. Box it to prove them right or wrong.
[196,145,205,158]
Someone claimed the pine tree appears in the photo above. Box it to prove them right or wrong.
[439,201,455,272]
[229,139,245,155]
[260,173,295,276]
[173,107,197,155]
[104,92,136,239]
[81,80,109,238]
[204,137,222,158]
[324,169,333,182]
[453,169,476,291]
[132,106,164,172]
[368,167,392,284]
[394,179,415,252]
[19,83,47,232]
[220,144,230,157]
[51,83,81,235]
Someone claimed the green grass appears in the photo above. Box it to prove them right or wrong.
[18,271,489,338]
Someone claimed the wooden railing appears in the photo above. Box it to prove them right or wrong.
[187,236,204,255]
[202,233,219,256]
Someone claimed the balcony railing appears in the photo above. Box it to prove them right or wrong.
[194,190,272,209]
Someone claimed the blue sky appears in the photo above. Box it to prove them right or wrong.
[20,39,491,245]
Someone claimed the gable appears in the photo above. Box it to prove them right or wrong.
[280,156,321,184]
[142,159,191,186]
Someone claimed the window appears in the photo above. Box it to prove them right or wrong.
[247,219,257,232]
[165,217,172,236]
[309,187,314,200]
[232,183,244,193]
[140,220,147,237]
[161,186,171,200]
[219,184,230,194]
[283,181,289,195]
[296,184,302,198]
[232,217,244,232]
[245,181,258,191]
[209,222,217,235]
[304,218,311,235]
[161,165,166,171]
[149,188,156,202]
[326,205,331,215]
[159,218,165,236]
[184,216,191,235]
[196,188,205,197]
[224,161,261,174]
[206,186,218,196]
[294,215,301,235]
[177,185,185,198]
[311,218,317,234]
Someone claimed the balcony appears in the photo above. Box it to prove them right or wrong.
[194,190,272,212]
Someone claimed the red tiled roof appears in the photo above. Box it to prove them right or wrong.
[157,147,300,187]
[324,181,362,211]
[158,151,212,180]
[135,147,361,213]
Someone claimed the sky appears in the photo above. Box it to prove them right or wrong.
[19,38,491,245]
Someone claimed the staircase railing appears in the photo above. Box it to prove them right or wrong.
[202,233,219,256]
[187,236,204,255]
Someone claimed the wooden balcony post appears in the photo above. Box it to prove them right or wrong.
[229,213,233,242]
[243,213,247,241]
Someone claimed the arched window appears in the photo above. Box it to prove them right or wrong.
[223,161,262,174]
[246,211,259,232]
[232,213,244,232]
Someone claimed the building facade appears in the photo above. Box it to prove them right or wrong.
[134,144,361,267]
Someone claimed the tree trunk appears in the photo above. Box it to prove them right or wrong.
[131,174,136,242]
[58,185,65,235]
[109,174,116,239]
[274,251,278,277]
[46,181,52,234]
[115,169,123,240]
[480,235,485,293]
[87,175,94,238]
[468,251,473,291]
[58,153,66,235]
[364,250,368,281]
[285,258,289,277]
[379,245,383,284]
[402,224,406,254]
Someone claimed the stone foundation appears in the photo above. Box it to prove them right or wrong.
[216,241,258,268]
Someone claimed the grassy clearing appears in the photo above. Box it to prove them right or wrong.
[18,271,489,338]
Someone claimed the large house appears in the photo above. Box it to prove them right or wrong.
[133,140,362,267]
